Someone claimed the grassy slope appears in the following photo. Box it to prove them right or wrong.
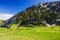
[0,26,60,40]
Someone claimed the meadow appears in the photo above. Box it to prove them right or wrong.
[0,26,60,40]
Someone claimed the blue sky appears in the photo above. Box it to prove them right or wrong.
[0,0,59,20]
[0,0,57,14]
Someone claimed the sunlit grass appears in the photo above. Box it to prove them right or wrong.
[0,26,60,40]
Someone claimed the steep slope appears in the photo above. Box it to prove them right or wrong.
[1,1,60,27]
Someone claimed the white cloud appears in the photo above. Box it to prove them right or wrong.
[0,13,14,20]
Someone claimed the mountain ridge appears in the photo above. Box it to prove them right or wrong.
[1,1,60,27]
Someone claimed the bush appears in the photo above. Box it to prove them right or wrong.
[23,24,35,27]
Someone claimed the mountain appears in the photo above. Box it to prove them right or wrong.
[1,1,60,27]
[0,20,4,24]
[0,20,4,26]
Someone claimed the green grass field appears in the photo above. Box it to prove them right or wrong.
[0,26,60,40]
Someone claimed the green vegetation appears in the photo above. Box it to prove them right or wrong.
[0,26,60,40]
[0,1,60,40]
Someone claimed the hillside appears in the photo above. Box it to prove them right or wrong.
[0,20,4,25]
[1,1,60,27]
[0,20,3,23]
